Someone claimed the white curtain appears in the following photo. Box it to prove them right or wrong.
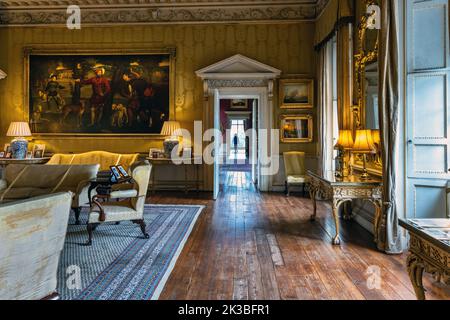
[318,41,334,175]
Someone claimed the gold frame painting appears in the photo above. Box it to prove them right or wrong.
[23,46,176,136]
[280,115,313,143]
[279,79,314,109]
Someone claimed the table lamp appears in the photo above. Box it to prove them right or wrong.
[371,129,381,146]
[335,130,354,177]
[7,122,32,159]
[352,129,376,179]
[161,121,181,158]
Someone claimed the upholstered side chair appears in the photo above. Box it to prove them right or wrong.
[283,151,310,197]
[86,161,152,245]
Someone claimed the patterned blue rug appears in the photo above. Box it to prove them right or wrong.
[57,204,204,300]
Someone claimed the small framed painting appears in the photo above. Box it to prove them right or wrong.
[279,79,314,109]
[230,99,248,109]
[280,115,313,143]
[32,144,46,158]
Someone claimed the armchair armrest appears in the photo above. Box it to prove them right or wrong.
[109,189,138,199]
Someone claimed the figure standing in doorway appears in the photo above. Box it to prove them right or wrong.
[233,134,239,157]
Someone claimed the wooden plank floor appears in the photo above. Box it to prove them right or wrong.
[151,171,449,300]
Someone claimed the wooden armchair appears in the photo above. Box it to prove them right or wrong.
[283,152,309,196]
[86,161,152,245]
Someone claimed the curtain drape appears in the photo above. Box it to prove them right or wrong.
[314,0,354,49]
[318,41,334,176]
[377,0,402,253]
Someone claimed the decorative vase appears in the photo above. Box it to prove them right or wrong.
[163,138,180,158]
[11,137,28,159]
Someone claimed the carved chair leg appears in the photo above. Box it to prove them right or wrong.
[73,207,81,225]
[86,223,96,246]
[138,219,149,239]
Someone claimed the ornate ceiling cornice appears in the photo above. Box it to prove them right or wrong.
[315,0,329,17]
[0,0,321,26]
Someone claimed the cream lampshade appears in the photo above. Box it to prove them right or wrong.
[160,121,181,137]
[371,129,381,146]
[335,130,354,150]
[6,122,32,159]
[352,129,376,179]
[335,130,354,177]
[161,121,181,158]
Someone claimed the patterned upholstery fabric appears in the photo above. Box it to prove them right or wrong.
[0,192,72,300]
[47,151,139,172]
[0,164,99,208]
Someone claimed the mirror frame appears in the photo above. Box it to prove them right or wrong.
[351,0,382,175]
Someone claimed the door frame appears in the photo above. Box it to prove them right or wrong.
[213,87,270,197]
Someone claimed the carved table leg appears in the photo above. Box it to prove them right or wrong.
[309,185,318,221]
[331,199,342,245]
[406,253,426,300]
[372,199,383,244]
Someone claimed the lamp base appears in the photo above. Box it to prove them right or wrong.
[360,154,370,180]
[360,170,370,180]
[11,137,28,159]
[163,138,179,158]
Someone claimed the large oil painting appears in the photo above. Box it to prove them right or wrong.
[28,51,173,134]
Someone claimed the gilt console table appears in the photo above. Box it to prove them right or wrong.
[307,170,383,245]
[399,218,449,300]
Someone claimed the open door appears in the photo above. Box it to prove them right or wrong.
[213,89,221,200]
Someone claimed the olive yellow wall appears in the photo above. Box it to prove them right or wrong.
[0,23,316,157]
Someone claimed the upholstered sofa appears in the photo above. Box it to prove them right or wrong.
[0,192,73,300]
[0,164,99,223]
[46,151,139,171]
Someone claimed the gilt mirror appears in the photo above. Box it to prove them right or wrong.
[353,0,382,173]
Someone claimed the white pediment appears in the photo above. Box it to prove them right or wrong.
[196,54,281,80]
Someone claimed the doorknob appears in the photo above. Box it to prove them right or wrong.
[407,140,412,144]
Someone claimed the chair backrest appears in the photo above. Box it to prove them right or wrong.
[129,161,152,212]
[283,152,306,177]
[47,151,139,171]
[3,164,99,190]
[0,192,72,300]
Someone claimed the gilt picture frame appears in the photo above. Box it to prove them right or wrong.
[279,79,314,109]
[24,47,176,136]
[280,115,313,143]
